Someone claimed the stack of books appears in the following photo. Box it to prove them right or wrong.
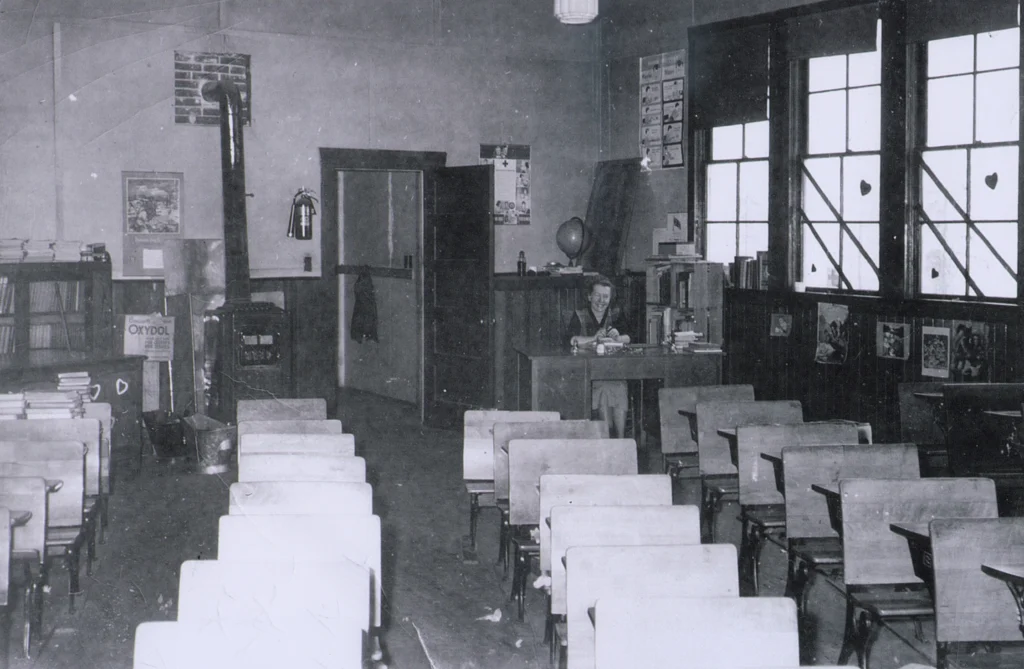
[57,371,93,404]
[53,241,84,263]
[672,330,703,347]
[23,240,55,263]
[24,391,84,419]
[0,239,24,263]
[0,392,25,420]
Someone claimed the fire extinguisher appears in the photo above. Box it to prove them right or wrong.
[287,188,318,240]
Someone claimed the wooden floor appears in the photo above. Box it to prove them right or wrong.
[6,388,941,669]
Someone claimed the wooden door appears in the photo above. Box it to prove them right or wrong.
[422,165,494,428]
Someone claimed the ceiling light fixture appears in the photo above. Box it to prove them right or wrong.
[555,0,598,24]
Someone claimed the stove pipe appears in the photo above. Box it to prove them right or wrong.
[201,79,251,303]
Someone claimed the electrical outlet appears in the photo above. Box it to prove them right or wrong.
[303,255,313,272]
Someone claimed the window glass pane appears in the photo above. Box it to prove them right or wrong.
[705,224,737,265]
[739,160,769,221]
[970,223,1018,298]
[745,121,769,159]
[706,163,738,221]
[712,125,744,161]
[927,76,974,147]
[802,223,841,288]
[921,149,967,221]
[920,222,967,295]
[842,155,880,221]
[977,28,1019,72]
[842,224,879,291]
[737,223,768,259]
[808,90,848,154]
[848,44,880,88]
[808,55,847,93]
[928,35,974,78]
[970,146,1018,220]
[976,69,1020,143]
[848,86,881,152]
[802,158,840,221]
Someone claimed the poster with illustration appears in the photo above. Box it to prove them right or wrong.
[814,303,849,365]
[770,313,792,337]
[921,325,951,378]
[639,49,685,170]
[876,322,910,360]
[480,144,530,225]
[951,321,989,382]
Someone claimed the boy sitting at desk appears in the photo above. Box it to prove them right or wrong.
[568,276,631,438]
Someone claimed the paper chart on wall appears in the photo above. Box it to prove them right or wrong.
[480,144,531,225]
[639,49,686,170]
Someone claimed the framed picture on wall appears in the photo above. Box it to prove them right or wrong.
[122,171,184,277]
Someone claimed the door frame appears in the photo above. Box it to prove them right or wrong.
[320,149,447,413]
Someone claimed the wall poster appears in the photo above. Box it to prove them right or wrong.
[814,302,849,365]
[921,325,951,378]
[951,320,989,381]
[876,321,910,360]
[122,171,185,278]
[639,49,686,170]
[480,144,530,225]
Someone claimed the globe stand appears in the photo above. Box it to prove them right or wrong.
[556,216,589,270]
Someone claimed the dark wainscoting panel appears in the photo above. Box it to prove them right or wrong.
[724,289,1022,443]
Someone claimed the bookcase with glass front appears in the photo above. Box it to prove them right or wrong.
[0,262,113,361]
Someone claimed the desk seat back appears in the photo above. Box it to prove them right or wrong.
[177,558,372,633]
[737,422,860,507]
[897,382,946,445]
[841,477,998,587]
[239,433,356,458]
[539,474,672,573]
[237,419,343,437]
[238,453,365,483]
[228,481,372,516]
[0,477,47,560]
[658,385,754,456]
[217,513,381,627]
[784,443,920,540]
[0,419,100,497]
[0,440,85,528]
[236,398,327,422]
[82,403,113,495]
[508,439,637,526]
[593,596,798,669]
[550,504,700,615]
[463,410,559,483]
[931,517,1024,643]
[493,420,607,501]
[0,509,10,607]
[566,544,738,669]
[696,401,803,476]
[133,620,362,669]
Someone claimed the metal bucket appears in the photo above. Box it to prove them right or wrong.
[183,414,236,474]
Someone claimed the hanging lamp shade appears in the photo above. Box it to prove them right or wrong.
[555,0,598,24]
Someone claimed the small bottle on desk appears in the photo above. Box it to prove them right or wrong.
[517,251,527,276]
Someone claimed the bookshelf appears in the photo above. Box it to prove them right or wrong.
[644,258,724,345]
[0,262,113,357]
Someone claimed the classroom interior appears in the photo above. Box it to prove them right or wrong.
[1,0,1023,667]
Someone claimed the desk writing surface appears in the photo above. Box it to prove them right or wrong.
[515,344,722,419]
[982,563,1024,586]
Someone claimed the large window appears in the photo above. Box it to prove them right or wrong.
[917,28,1020,298]
[799,45,881,291]
[704,121,769,266]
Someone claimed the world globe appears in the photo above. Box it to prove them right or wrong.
[556,216,589,267]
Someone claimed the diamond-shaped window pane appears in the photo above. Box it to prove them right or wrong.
[842,155,880,221]
[920,222,967,296]
[706,163,738,222]
[808,90,847,154]
[927,75,974,147]
[976,70,1019,144]
[739,161,769,221]
[921,149,967,221]
[970,223,1017,298]
[970,146,1018,221]
[706,223,737,265]
[802,158,840,221]
[842,224,879,291]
